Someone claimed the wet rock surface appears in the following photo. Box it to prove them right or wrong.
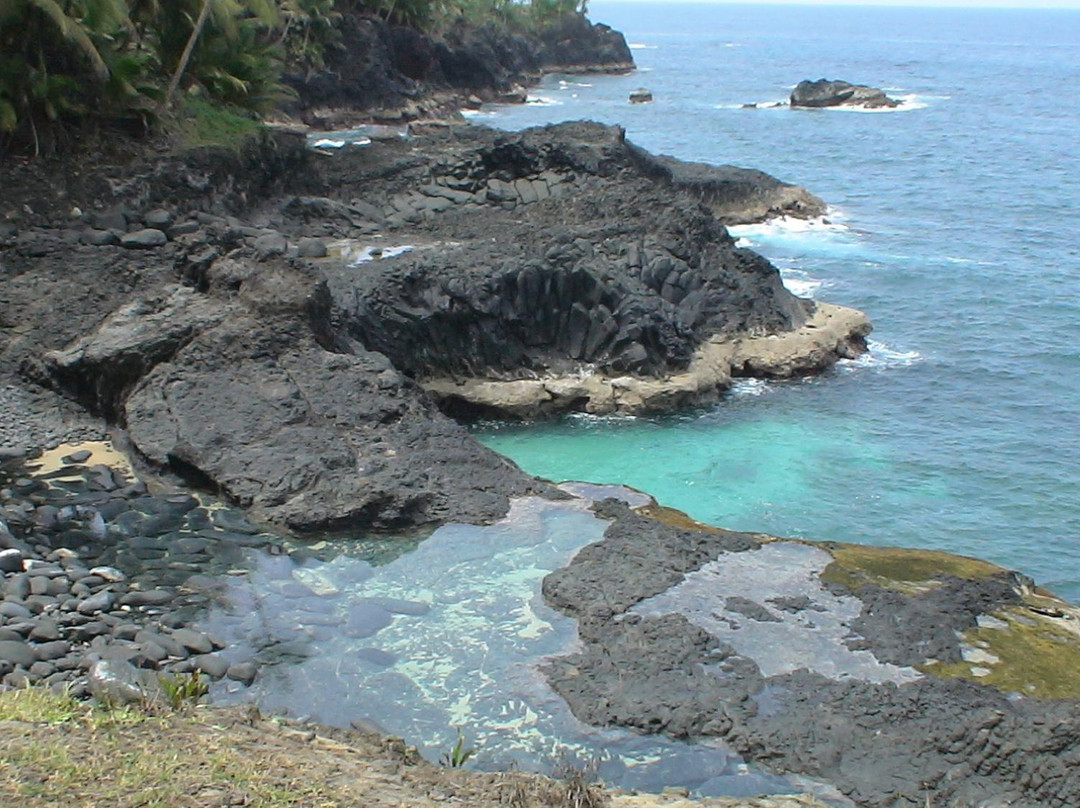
[0,447,267,698]
[542,501,1080,808]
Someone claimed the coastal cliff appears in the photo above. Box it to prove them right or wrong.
[285,10,634,126]
[6,10,1073,808]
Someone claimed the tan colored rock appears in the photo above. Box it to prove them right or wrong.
[730,302,871,377]
[420,303,870,419]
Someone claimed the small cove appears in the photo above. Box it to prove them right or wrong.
[474,1,1080,605]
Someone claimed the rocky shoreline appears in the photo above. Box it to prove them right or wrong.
[282,11,635,128]
[424,302,869,418]
[5,438,1080,807]
[0,443,266,698]
[541,499,1080,808]
[6,16,1065,806]
[0,119,862,532]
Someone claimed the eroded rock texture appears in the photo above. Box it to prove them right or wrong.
[543,501,1080,808]
[2,123,858,532]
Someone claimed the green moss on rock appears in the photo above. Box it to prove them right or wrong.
[819,542,1004,594]
[921,606,1080,699]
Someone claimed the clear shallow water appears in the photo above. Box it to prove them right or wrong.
[476,2,1080,603]
[194,493,805,799]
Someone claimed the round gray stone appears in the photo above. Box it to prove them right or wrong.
[226,662,258,685]
[193,653,228,678]
[77,590,114,614]
[120,228,168,249]
[0,639,37,667]
[296,237,328,258]
[0,548,24,573]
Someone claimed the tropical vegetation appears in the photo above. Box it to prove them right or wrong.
[0,0,587,154]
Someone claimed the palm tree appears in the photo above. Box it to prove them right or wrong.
[164,0,280,108]
[0,0,130,148]
[0,0,128,80]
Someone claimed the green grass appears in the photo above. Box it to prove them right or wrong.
[920,606,1080,699]
[175,97,263,150]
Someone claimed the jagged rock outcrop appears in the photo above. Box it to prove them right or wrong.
[632,150,827,224]
[306,123,815,378]
[298,122,863,417]
[42,261,541,532]
[790,78,900,109]
[3,121,865,528]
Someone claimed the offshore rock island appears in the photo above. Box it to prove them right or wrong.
[3,7,1080,808]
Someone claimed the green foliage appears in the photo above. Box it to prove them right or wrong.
[0,685,82,724]
[0,0,593,152]
[439,727,477,768]
[364,0,587,34]
[280,0,340,68]
[0,0,326,152]
[176,95,262,147]
[158,671,209,710]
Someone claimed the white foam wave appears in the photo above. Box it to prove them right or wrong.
[629,42,658,50]
[827,93,929,113]
[943,255,996,267]
[780,268,827,299]
[841,339,923,371]
[565,411,639,425]
[557,80,593,88]
[729,378,770,397]
[460,108,496,118]
[525,94,561,107]
[729,211,851,243]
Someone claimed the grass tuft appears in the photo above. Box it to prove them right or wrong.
[175,97,263,150]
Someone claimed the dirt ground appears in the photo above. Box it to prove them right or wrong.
[0,690,826,808]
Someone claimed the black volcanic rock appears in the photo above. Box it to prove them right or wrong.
[628,146,827,224]
[284,11,633,124]
[542,501,1080,808]
[791,78,900,109]
[5,121,857,532]
[44,261,540,533]
[314,123,810,384]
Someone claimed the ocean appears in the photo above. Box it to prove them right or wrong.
[474,1,1080,603]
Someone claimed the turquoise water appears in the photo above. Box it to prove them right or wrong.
[475,2,1080,602]
[196,493,802,798]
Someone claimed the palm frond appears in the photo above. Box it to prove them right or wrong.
[26,0,109,78]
